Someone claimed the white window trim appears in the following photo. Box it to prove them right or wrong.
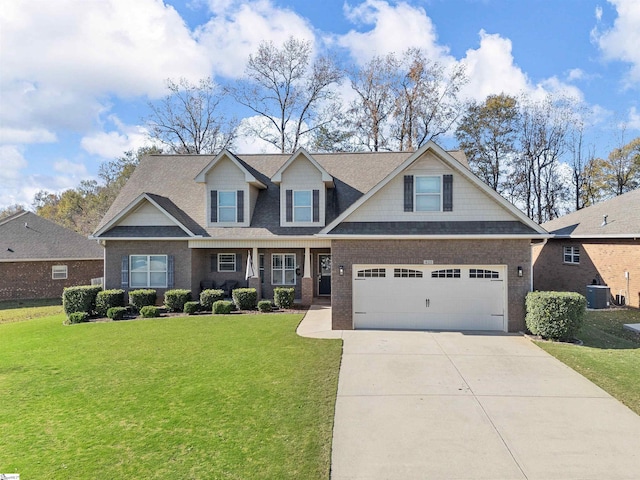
[218,253,237,272]
[563,246,580,265]
[52,265,68,280]
[271,253,297,286]
[130,255,168,289]
[293,190,313,223]
[217,190,237,223]
[414,175,442,212]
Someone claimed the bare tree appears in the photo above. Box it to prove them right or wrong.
[0,204,26,221]
[146,77,237,154]
[230,37,342,153]
[568,123,600,210]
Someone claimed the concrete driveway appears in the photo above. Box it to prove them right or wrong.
[298,306,640,480]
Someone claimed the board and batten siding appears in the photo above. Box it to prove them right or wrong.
[205,157,250,227]
[119,201,177,226]
[279,156,326,227]
[344,152,515,223]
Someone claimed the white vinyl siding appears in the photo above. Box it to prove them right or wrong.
[272,253,296,285]
[564,246,580,264]
[52,265,68,280]
[218,253,236,272]
[204,156,249,227]
[280,156,325,226]
[130,255,167,288]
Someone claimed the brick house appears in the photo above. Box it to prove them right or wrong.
[533,188,640,308]
[0,211,104,301]
[92,142,548,331]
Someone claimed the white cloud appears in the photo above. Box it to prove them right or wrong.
[0,146,28,181]
[593,0,640,84]
[595,5,603,21]
[81,116,152,159]
[52,160,90,177]
[627,106,640,130]
[0,127,57,145]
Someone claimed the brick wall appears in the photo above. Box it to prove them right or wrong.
[533,239,639,308]
[331,239,532,332]
[0,260,103,301]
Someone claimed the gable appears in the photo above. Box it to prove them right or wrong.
[205,156,246,186]
[119,200,177,227]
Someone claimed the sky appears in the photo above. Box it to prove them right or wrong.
[1,0,639,210]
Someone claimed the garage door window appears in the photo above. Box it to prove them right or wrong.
[394,268,423,278]
[431,269,460,278]
[469,269,499,279]
[357,268,386,278]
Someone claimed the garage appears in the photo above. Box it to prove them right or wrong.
[352,264,507,331]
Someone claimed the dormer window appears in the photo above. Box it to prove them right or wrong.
[210,190,244,224]
[294,191,312,222]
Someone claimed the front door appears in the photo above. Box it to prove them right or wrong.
[318,254,331,295]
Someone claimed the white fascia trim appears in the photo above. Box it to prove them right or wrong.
[317,234,553,240]
[270,147,334,187]
[0,257,102,263]
[551,234,640,239]
[92,237,199,241]
[194,149,266,188]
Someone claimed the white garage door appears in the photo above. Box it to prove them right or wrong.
[353,264,507,331]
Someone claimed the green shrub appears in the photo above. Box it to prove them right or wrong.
[213,300,234,314]
[164,289,192,312]
[140,305,160,318]
[200,289,224,310]
[257,300,273,313]
[184,301,200,315]
[68,311,89,324]
[128,289,157,311]
[274,287,295,309]
[63,285,102,316]
[232,288,257,310]
[525,291,587,341]
[107,306,127,320]
[96,289,125,316]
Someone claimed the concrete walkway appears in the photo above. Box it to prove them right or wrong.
[297,305,640,480]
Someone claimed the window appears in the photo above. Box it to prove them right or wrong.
[259,253,265,285]
[52,265,68,280]
[431,269,460,278]
[415,176,441,211]
[357,268,386,278]
[218,253,236,272]
[394,268,423,278]
[564,246,580,264]
[293,190,312,222]
[272,253,296,285]
[130,255,167,288]
[469,269,499,279]
[218,191,237,222]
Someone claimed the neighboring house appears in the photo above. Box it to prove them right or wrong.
[92,141,548,332]
[533,189,640,308]
[0,211,104,301]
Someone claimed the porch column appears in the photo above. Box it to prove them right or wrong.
[248,247,261,299]
[303,247,311,278]
[301,246,313,305]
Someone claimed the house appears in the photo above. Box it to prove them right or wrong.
[92,141,548,331]
[0,211,104,301]
[533,189,640,308]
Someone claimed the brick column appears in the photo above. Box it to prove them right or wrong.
[248,277,261,299]
[301,276,313,306]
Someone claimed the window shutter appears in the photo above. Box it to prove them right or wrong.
[404,175,414,212]
[210,254,217,272]
[236,253,242,272]
[210,190,217,223]
[286,189,293,222]
[443,174,453,212]
[167,255,175,288]
[121,255,129,288]
[237,190,244,223]
[312,189,320,222]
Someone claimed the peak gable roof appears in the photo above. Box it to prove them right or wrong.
[194,149,267,188]
[270,148,334,187]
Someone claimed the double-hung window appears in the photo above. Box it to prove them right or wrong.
[130,255,168,288]
[218,253,236,272]
[293,190,312,222]
[52,265,68,280]
[218,191,237,223]
[563,246,580,264]
[415,176,441,211]
[272,253,296,285]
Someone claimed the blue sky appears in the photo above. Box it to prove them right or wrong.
[1,0,639,210]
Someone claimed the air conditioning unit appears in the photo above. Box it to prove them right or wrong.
[586,285,609,309]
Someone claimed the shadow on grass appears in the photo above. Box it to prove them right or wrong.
[577,308,640,350]
[0,298,62,311]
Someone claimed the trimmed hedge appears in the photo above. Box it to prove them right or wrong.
[200,289,224,310]
[96,289,125,316]
[63,285,102,316]
[164,289,192,312]
[525,291,586,341]
[128,289,157,311]
[68,311,89,324]
[140,305,160,318]
[258,300,273,313]
[107,306,127,320]
[213,300,234,314]
[184,301,200,315]
[232,288,257,310]
[274,287,294,309]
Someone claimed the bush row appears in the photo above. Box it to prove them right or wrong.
[525,291,586,341]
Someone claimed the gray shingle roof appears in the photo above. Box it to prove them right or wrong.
[329,221,538,235]
[1,212,104,261]
[542,189,640,237]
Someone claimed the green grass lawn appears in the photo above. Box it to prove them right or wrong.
[535,308,640,415]
[0,298,63,324]
[0,311,342,479]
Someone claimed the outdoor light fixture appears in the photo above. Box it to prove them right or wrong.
[517,266,523,277]
[339,265,344,276]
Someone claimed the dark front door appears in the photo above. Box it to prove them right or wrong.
[318,254,331,296]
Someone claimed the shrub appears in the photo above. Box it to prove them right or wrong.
[200,289,224,310]
[63,285,102,316]
[164,289,192,312]
[232,288,257,310]
[128,289,157,311]
[107,306,127,320]
[525,291,587,341]
[258,300,273,313]
[184,301,200,315]
[274,287,295,309]
[140,305,160,318]
[96,289,125,316]
[68,311,89,324]
[213,300,234,314]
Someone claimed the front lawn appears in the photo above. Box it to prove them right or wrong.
[535,308,640,415]
[0,298,63,324]
[0,312,342,479]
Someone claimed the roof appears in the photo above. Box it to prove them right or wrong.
[542,188,640,238]
[0,211,104,261]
